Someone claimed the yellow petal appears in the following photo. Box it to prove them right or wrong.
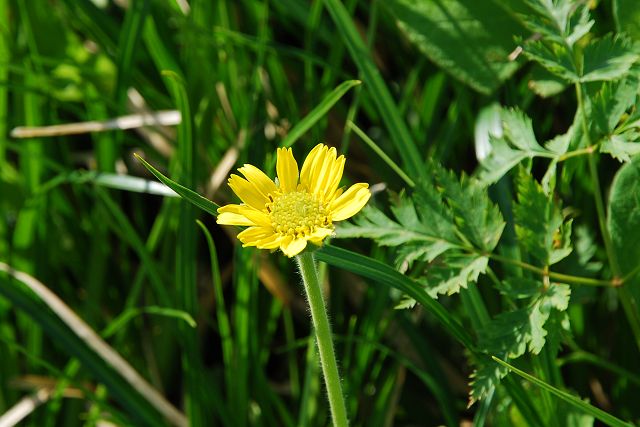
[276,147,299,192]
[238,164,277,199]
[300,144,324,187]
[228,174,269,210]
[330,183,371,221]
[217,212,255,226]
[305,145,329,194]
[312,146,338,197]
[308,227,334,245]
[218,204,270,226]
[255,234,283,250]
[300,144,328,191]
[323,154,345,200]
[238,226,275,246]
[281,237,307,257]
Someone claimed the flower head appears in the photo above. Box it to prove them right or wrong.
[217,144,371,257]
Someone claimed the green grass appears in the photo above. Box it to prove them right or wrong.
[1,1,640,426]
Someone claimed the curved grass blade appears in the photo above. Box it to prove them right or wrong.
[102,306,196,339]
[281,79,361,148]
[0,263,187,427]
[135,153,219,216]
[315,245,475,350]
[492,356,633,427]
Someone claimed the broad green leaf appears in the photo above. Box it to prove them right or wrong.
[607,155,640,279]
[135,154,219,217]
[492,356,633,427]
[528,65,568,97]
[613,0,640,40]
[384,0,526,94]
[581,34,639,82]
[514,168,572,265]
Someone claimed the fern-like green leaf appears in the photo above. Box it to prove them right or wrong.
[514,168,572,266]
[581,34,639,82]
[434,167,505,252]
[338,168,504,298]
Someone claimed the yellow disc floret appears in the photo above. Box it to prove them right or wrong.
[268,191,332,238]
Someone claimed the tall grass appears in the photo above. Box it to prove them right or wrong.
[0,1,639,426]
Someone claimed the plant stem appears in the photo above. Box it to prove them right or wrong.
[487,253,612,287]
[296,251,349,427]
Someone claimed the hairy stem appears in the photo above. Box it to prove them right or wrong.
[296,251,349,427]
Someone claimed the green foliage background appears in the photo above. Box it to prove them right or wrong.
[1,0,640,426]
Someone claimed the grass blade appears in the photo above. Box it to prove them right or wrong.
[492,356,633,427]
[281,79,361,148]
[315,245,475,350]
[0,263,187,427]
[135,153,219,216]
[322,0,424,178]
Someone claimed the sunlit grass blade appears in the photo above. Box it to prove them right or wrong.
[135,153,219,216]
[281,79,361,148]
[322,0,424,178]
[315,245,475,350]
[492,356,633,427]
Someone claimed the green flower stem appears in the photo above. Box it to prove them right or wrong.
[296,251,349,427]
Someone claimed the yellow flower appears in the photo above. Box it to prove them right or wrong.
[217,143,371,257]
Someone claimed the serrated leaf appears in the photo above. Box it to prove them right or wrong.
[384,0,526,94]
[591,76,639,135]
[501,108,547,153]
[421,254,489,298]
[486,289,568,356]
[471,282,571,402]
[469,354,509,404]
[524,40,579,82]
[477,107,565,185]
[477,136,529,185]
[435,167,505,251]
[337,198,457,272]
[581,34,639,82]
[600,134,640,162]
[514,168,571,265]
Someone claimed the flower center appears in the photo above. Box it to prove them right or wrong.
[268,191,331,237]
